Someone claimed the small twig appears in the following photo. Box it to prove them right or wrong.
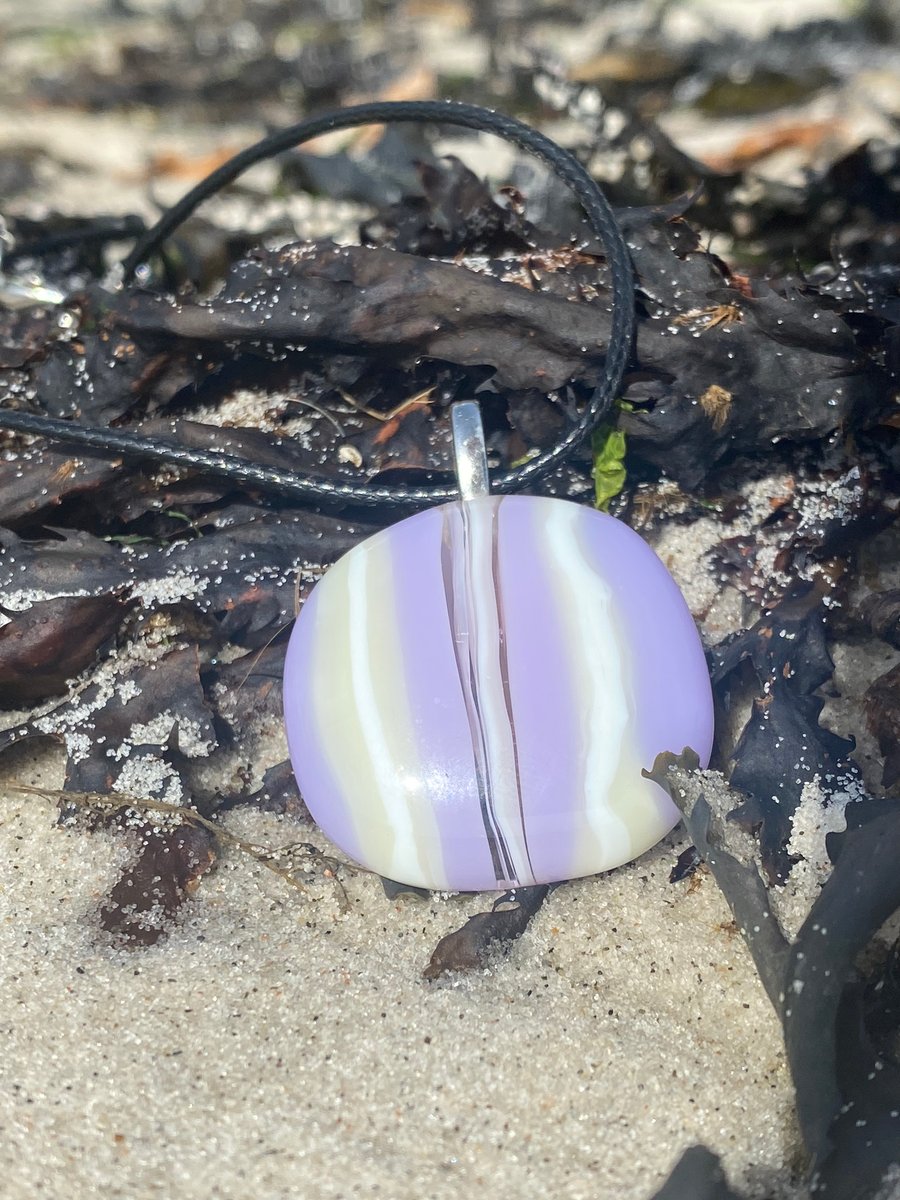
[338,385,435,422]
[230,620,294,700]
[284,395,346,435]
[9,782,354,907]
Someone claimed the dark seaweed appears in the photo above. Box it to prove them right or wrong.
[858,590,900,650]
[651,753,900,1200]
[710,583,860,884]
[0,593,130,706]
[786,809,900,1193]
[99,820,218,947]
[864,663,900,789]
[423,885,553,980]
[669,844,703,884]
[650,1146,744,1200]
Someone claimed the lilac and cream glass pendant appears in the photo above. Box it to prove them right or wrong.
[283,402,714,892]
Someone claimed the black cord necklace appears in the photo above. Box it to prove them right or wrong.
[0,99,634,509]
[0,100,714,893]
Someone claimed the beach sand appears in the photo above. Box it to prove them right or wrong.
[0,737,800,1200]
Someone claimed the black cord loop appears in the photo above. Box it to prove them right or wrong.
[0,100,634,509]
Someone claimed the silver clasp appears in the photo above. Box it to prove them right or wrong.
[450,401,490,500]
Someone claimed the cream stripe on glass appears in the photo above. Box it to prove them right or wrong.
[537,502,633,875]
[347,545,444,887]
[310,551,397,875]
[570,516,664,859]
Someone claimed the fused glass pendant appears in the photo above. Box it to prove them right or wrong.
[283,405,714,892]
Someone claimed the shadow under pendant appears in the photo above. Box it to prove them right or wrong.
[283,491,714,892]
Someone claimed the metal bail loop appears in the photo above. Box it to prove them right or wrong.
[450,401,490,500]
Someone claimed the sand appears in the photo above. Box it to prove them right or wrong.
[0,739,800,1200]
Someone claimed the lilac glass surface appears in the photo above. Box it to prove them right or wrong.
[283,496,714,891]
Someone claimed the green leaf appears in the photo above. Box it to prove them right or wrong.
[591,425,627,511]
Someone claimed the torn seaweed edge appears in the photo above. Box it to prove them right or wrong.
[647,749,900,1200]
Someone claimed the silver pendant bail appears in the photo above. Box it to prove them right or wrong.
[450,401,490,500]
